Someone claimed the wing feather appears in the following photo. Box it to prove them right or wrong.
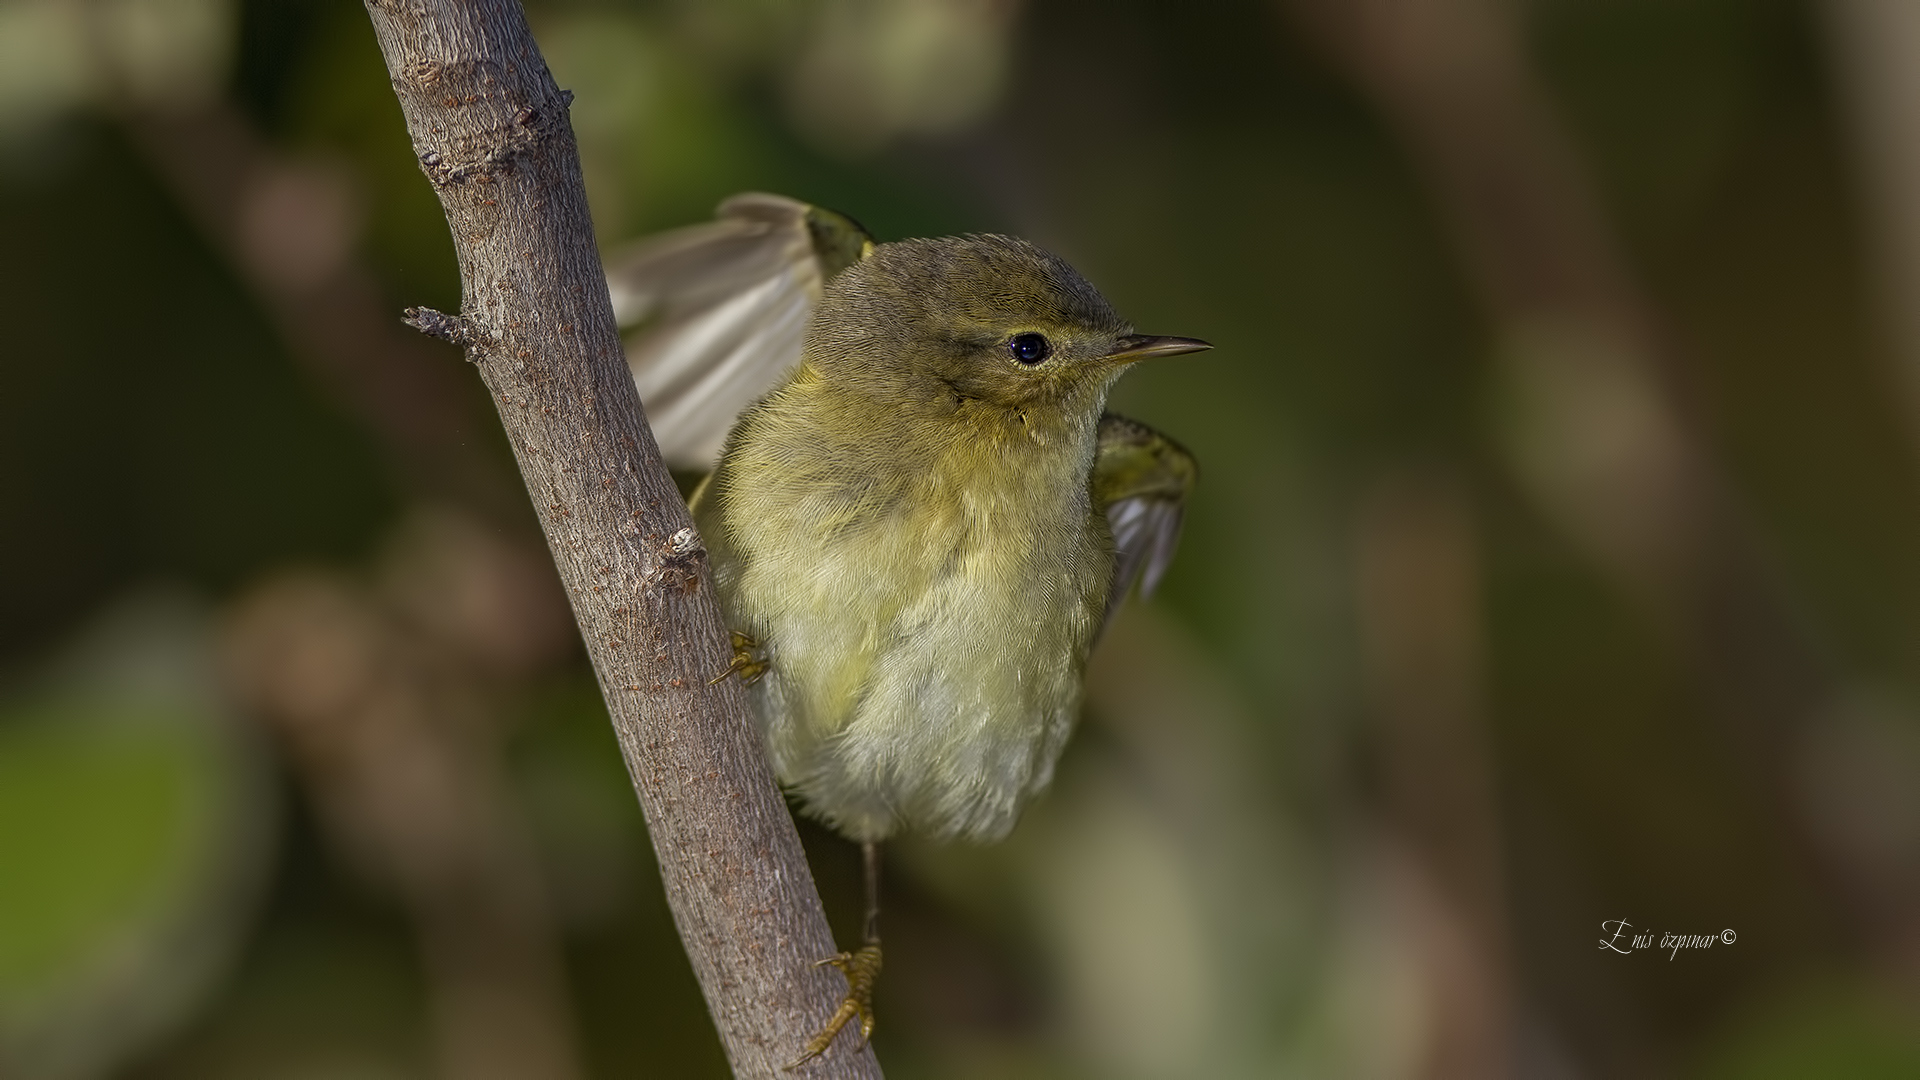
[1093,413,1197,630]
[606,193,871,469]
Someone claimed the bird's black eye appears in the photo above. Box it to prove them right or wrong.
[1008,332,1052,364]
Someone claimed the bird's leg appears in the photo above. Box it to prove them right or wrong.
[708,629,769,685]
[785,841,884,1070]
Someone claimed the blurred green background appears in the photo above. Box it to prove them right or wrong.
[4,0,1920,1076]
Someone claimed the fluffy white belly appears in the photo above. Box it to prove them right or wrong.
[751,538,1094,843]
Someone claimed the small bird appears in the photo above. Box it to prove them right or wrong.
[608,194,1205,1066]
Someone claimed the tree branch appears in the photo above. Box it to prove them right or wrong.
[357,2,881,1075]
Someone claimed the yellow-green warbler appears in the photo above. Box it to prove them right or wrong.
[607,194,1207,1065]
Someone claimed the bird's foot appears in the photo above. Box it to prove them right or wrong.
[709,630,769,685]
[784,941,882,1070]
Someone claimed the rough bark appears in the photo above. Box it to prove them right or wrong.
[358,2,882,1075]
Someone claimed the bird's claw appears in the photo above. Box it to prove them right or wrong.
[784,942,882,1069]
[709,629,769,685]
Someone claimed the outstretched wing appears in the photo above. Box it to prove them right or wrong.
[1093,413,1197,630]
[605,193,874,470]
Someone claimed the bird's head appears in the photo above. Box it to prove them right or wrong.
[805,235,1207,427]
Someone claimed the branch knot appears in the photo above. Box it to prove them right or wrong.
[649,527,708,592]
[403,306,483,351]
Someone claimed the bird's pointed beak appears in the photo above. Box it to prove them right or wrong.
[1102,335,1213,365]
